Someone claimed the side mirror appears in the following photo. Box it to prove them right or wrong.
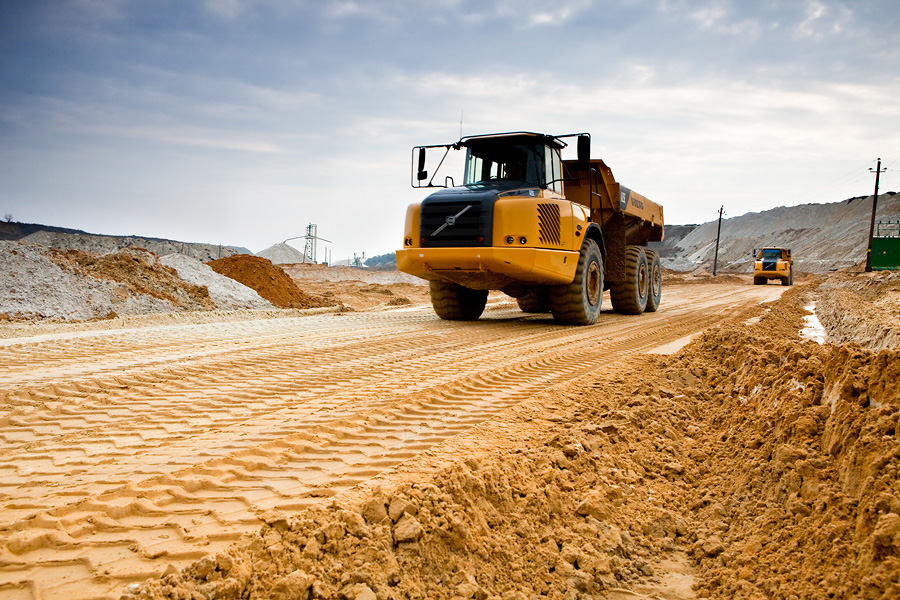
[577,135,590,170]
[416,148,427,181]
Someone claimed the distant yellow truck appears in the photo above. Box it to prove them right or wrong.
[752,247,793,286]
[396,131,664,325]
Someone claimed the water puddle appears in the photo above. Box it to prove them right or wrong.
[800,302,827,344]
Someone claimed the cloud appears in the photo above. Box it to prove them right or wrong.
[796,0,852,39]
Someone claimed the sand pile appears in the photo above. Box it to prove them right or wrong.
[123,281,899,600]
[207,255,339,310]
[0,242,203,321]
[257,242,310,265]
[160,254,274,311]
[61,247,214,311]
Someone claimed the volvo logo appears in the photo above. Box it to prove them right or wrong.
[431,204,472,236]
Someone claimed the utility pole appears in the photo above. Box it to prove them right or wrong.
[865,158,886,272]
[713,206,724,276]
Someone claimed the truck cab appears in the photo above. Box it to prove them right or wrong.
[398,133,584,288]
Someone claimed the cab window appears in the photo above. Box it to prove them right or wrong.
[464,141,550,189]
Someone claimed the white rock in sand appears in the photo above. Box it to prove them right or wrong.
[160,253,273,310]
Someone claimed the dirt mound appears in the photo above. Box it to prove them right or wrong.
[61,247,214,311]
[161,254,274,311]
[207,255,338,310]
[0,242,208,321]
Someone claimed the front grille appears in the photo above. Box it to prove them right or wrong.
[762,260,778,271]
[420,199,490,247]
[537,203,561,246]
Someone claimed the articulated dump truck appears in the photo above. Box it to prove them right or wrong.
[752,247,794,286]
[396,131,664,325]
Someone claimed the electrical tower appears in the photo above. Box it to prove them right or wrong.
[303,223,318,263]
[283,223,331,265]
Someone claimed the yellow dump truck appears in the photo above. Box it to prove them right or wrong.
[752,247,793,286]
[396,131,664,325]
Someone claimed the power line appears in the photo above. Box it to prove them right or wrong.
[882,150,900,170]
[777,158,879,205]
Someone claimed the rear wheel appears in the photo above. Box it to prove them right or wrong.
[644,249,662,313]
[548,239,603,325]
[610,246,649,315]
[516,287,551,313]
[429,281,488,321]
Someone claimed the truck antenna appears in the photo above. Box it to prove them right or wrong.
[459,110,463,140]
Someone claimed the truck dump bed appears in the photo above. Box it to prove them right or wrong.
[563,159,663,231]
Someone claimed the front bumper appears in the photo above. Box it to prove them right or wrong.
[396,246,579,289]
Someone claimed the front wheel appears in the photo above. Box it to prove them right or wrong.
[429,281,488,320]
[782,266,793,286]
[548,239,603,325]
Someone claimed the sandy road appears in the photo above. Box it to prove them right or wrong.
[0,282,785,600]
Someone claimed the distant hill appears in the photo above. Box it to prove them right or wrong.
[647,224,699,259]
[0,221,251,262]
[0,220,93,240]
[664,192,899,273]
[365,252,397,269]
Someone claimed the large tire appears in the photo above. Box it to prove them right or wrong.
[782,266,793,286]
[429,281,488,321]
[610,246,649,315]
[644,249,662,313]
[753,276,766,285]
[516,287,551,313]
[548,239,603,325]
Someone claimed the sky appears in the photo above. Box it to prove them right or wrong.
[2,0,900,262]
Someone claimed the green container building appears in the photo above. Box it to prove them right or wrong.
[871,221,900,271]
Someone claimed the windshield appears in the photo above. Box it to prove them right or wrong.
[464,140,547,188]
[761,249,782,259]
